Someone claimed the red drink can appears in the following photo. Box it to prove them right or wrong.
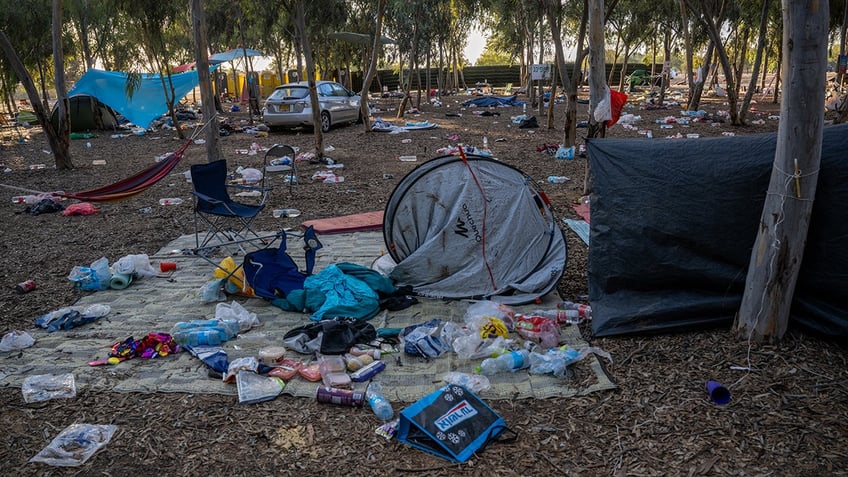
[316,386,364,407]
[16,279,36,294]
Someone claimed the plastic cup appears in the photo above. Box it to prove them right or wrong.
[706,380,731,405]
[160,262,177,272]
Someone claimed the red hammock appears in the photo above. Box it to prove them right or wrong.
[59,139,193,202]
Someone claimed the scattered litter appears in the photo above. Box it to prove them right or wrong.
[29,423,117,467]
[22,373,76,403]
[62,202,99,216]
[0,330,35,351]
[35,304,111,332]
[399,155,417,162]
[92,160,106,166]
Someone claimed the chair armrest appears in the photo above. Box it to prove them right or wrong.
[191,190,224,205]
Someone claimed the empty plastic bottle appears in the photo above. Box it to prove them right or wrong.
[478,349,530,375]
[547,176,569,184]
[175,329,223,347]
[159,198,184,206]
[366,382,394,421]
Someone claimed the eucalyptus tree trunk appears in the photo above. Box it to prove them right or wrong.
[360,0,387,132]
[687,40,714,110]
[0,31,70,169]
[679,0,695,99]
[294,0,324,158]
[52,0,72,170]
[736,0,828,343]
[739,0,771,125]
[191,0,221,163]
[544,0,577,146]
[584,0,606,195]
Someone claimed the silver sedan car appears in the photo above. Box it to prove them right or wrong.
[263,80,362,132]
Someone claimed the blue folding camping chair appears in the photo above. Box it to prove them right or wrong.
[190,159,273,257]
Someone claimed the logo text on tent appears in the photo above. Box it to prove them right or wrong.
[435,400,478,432]
[455,203,482,242]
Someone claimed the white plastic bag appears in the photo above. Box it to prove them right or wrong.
[112,254,157,278]
[215,300,260,332]
[593,86,612,122]
[0,330,35,351]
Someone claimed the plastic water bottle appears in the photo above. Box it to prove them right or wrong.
[159,198,184,206]
[547,176,569,184]
[522,103,527,114]
[478,349,530,375]
[556,302,593,319]
[175,329,223,347]
[365,382,394,421]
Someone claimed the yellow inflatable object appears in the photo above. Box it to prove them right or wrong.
[479,317,509,339]
[214,256,255,296]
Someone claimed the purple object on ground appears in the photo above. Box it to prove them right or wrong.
[706,380,731,405]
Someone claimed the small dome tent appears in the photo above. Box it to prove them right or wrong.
[50,95,119,132]
[381,154,567,305]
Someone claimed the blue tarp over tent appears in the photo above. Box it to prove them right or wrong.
[68,68,217,129]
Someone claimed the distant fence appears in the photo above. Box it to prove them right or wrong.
[333,64,657,93]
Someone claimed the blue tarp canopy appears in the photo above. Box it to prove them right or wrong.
[68,68,216,129]
[209,48,264,64]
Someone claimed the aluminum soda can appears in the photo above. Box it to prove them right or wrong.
[15,279,36,294]
[316,386,364,407]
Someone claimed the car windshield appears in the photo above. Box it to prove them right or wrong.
[268,86,309,101]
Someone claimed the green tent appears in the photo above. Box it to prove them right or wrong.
[50,95,119,132]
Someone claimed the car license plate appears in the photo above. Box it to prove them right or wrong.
[276,104,290,112]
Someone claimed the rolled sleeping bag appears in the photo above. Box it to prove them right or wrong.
[109,272,134,290]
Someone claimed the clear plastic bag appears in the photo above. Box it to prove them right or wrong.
[215,300,260,332]
[0,330,35,351]
[442,371,491,394]
[68,257,111,291]
[34,304,111,332]
[199,278,227,303]
[29,423,117,467]
[22,373,76,403]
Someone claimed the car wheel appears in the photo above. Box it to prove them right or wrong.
[320,111,331,133]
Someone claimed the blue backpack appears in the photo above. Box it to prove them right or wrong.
[242,226,322,299]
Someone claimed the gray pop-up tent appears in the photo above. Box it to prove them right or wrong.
[587,124,848,338]
[382,154,566,304]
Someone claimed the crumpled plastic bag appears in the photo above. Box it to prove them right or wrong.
[0,330,35,351]
[29,423,117,467]
[35,304,111,332]
[199,278,227,303]
[215,300,260,333]
[22,373,76,403]
[68,257,111,291]
[400,319,449,358]
[112,254,157,278]
[61,202,99,216]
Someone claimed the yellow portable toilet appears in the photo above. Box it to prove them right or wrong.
[259,70,281,97]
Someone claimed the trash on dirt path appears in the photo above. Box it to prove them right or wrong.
[35,304,111,332]
[0,330,35,351]
[29,423,117,467]
[273,208,301,218]
[397,384,512,463]
[158,197,183,206]
[237,370,285,404]
[62,202,99,216]
[22,373,76,403]
[706,380,731,405]
[15,279,36,294]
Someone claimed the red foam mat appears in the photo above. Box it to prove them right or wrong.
[301,211,384,234]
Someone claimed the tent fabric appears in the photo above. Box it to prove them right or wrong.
[50,95,118,132]
[383,154,566,305]
[68,68,214,129]
[586,124,848,338]
[462,95,520,108]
